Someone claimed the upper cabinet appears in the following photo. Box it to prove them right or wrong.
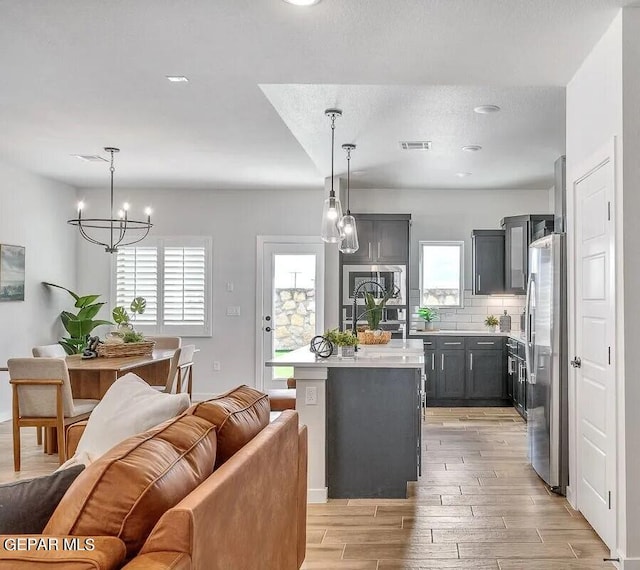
[343,214,410,264]
[501,215,554,294]
[471,230,505,295]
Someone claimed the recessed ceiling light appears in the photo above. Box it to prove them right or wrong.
[166,76,189,83]
[462,145,482,152]
[456,172,472,178]
[71,154,108,162]
[283,0,321,5]
[474,105,501,114]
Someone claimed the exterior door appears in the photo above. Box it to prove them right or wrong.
[257,238,324,391]
[574,157,616,548]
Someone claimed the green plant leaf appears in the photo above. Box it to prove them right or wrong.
[77,303,105,321]
[130,297,146,315]
[43,282,79,302]
[112,306,130,325]
[75,294,101,309]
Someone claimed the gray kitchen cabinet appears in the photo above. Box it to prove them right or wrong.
[502,215,554,294]
[467,349,505,399]
[435,350,466,399]
[342,214,410,264]
[471,230,505,295]
[424,346,436,401]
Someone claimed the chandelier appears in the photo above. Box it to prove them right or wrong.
[320,109,344,243]
[339,143,359,253]
[68,147,153,253]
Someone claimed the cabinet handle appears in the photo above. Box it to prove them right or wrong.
[424,342,433,345]
[444,342,462,345]
[377,242,381,259]
[441,354,445,371]
[431,353,435,370]
[477,342,495,345]
[470,352,473,370]
[368,242,372,259]
[478,275,481,291]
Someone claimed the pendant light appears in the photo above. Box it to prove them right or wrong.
[320,109,344,243]
[339,143,359,253]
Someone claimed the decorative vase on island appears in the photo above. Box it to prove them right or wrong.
[339,345,355,358]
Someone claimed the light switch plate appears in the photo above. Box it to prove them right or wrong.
[226,281,234,292]
[226,306,241,316]
[213,361,221,371]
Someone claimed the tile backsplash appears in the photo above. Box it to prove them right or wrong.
[410,289,526,332]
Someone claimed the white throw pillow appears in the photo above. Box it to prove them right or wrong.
[61,373,190,468]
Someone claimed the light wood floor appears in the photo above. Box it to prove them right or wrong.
[303,407,614,570]
[0,409,613,569]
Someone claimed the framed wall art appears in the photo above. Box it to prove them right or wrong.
[0,244,25,301]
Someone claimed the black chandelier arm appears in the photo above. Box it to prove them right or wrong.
[113,218,129,248]
[77,222,110,248]
[118,225,152,247]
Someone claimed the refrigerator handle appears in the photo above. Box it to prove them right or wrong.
[524,275,533,382]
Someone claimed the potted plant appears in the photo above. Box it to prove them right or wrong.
[485,314,499,332]
[417,307,438,331]
[334,330,358,358]
[111,297,147,337]
[359,289,397,344]
[43,282,112,355]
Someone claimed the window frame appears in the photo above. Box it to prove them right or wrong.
[418,240,465,309]
[110,236,213,338]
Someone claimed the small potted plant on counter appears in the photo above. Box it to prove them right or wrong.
[485,314,499,333]
[417,306,439,331]
[323,329,359,357]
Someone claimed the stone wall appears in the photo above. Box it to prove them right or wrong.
[274,288,316,351]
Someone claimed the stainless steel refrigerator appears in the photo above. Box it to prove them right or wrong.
[525,233,569,494]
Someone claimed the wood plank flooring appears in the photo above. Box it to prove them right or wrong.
[0,409,614,569]
[303,408,614,570]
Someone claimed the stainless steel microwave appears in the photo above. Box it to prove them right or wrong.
[342,265,407,305]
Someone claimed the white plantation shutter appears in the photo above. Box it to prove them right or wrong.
[163,247,206,326]
[116,247,158,324]
[112,237,212,336]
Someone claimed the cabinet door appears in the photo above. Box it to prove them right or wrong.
[472,233,505,295]
[435,350,466,399]
[506,354,515,400]
[375,220,410,263]
[504,220,528,294]
[424,349,437,402]
[344,219,375,262]
[467,349,505,399]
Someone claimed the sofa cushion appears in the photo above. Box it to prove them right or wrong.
[44,413,216,558]
[188,385,269,467]
[0,465,84,534]
[61,373,191,469]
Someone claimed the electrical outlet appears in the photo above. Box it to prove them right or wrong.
[305,386,318,405]
[226,306,241,316]
[213,361,221,371]
[226,281,234,292]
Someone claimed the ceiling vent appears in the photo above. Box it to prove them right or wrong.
[399,141,432,151]
[71,154,108,162]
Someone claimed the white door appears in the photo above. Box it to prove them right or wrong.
[574,156,616,548]
[256,238,324,391]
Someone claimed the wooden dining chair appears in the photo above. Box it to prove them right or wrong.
[31,344,67,445]
[8,358,99,470]
[145,336,182,350]
[164,345,196,397]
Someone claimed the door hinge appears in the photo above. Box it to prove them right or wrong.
[608,490,612,509]
[608,201,611,221]
[608,346,611,365]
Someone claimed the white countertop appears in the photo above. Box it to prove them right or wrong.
[409,329,526,343]
[266,339,424,369]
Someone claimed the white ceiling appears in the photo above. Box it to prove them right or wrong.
[0,0,635,190]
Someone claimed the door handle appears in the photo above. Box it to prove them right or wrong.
[265,327,272,333]
[470,352,473,370]
[570,357,582,368]
[441,353,444,371]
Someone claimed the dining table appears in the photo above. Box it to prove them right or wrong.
[66,349,176,399]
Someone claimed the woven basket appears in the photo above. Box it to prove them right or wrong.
[97,340,155,358]
[357,330,392,345]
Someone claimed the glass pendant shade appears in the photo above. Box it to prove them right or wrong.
[320,194,344,243]
[339,214,359,253]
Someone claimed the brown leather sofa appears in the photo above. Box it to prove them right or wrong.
[0,387,308,570]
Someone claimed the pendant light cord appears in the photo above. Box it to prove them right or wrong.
[109,149,115,249]
[330,114,336,197]
[346,146,351,214]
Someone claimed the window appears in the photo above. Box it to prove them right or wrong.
[419,241,464,308]
[113,237,212,337]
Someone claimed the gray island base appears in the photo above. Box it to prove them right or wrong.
[267,340,424,503]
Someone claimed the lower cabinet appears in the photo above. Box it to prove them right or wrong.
[423,336,507,406]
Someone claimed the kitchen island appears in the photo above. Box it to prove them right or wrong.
[267,339,424,503]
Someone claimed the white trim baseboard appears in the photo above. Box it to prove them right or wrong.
[307,487,328,504]
[0,412,10,423]
[618,555,640,570]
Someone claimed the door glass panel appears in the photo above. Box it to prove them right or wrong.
[272,254,317,380]
[510,226,525,288]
